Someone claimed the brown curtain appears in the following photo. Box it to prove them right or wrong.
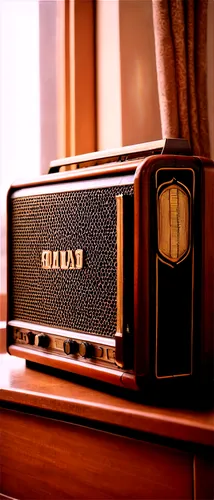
[152,0,210,157]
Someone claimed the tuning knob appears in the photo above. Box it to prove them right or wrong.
[28,332,35,345]
[35,334,49,348]
[63,339,78,355]
[79,342,93,358]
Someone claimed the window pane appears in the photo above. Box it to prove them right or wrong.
[0,0,40,293]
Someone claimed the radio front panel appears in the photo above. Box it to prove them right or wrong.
[9,175,134,339]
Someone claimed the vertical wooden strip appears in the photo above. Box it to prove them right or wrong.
[74,0,96,155]
[39,0,57,173]
[55,0,96,161]
[193,454,214,500]
[201,164,214,381]
[116,195,124,336]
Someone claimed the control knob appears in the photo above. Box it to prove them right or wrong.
[28,332,35,345]
[79,342,93,358]
[34,334,49,348]
[63,339,78,355]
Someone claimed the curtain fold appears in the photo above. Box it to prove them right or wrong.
[152,0,210,157]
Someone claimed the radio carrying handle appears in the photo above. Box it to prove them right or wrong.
[48,138,191,174]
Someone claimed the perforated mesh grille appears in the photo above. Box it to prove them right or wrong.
[10,184,133,337]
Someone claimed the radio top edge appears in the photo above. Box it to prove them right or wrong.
[48,138,191,174]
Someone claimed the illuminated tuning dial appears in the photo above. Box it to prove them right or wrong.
[34,334,49,348]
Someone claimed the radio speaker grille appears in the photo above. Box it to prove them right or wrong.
[10,184,133,337]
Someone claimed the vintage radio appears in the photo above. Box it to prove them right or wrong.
[7,139,214,394]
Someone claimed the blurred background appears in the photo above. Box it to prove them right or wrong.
[0,0,213,299]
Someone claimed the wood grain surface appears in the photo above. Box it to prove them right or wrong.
[0,353,213,447]
[0,407,193,500]
[194,453,214,500]
[0,323,6,354]
[0,295,6,321]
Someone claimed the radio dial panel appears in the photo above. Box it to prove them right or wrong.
[11,327,116,366]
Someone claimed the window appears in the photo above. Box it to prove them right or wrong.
[0,0,40,294]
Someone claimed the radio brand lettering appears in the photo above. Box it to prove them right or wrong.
[41,250,83,270]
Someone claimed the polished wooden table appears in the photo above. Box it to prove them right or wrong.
[0,324,213,500]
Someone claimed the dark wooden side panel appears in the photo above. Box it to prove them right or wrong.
[0,408,193,500]
[201,162,214,379]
